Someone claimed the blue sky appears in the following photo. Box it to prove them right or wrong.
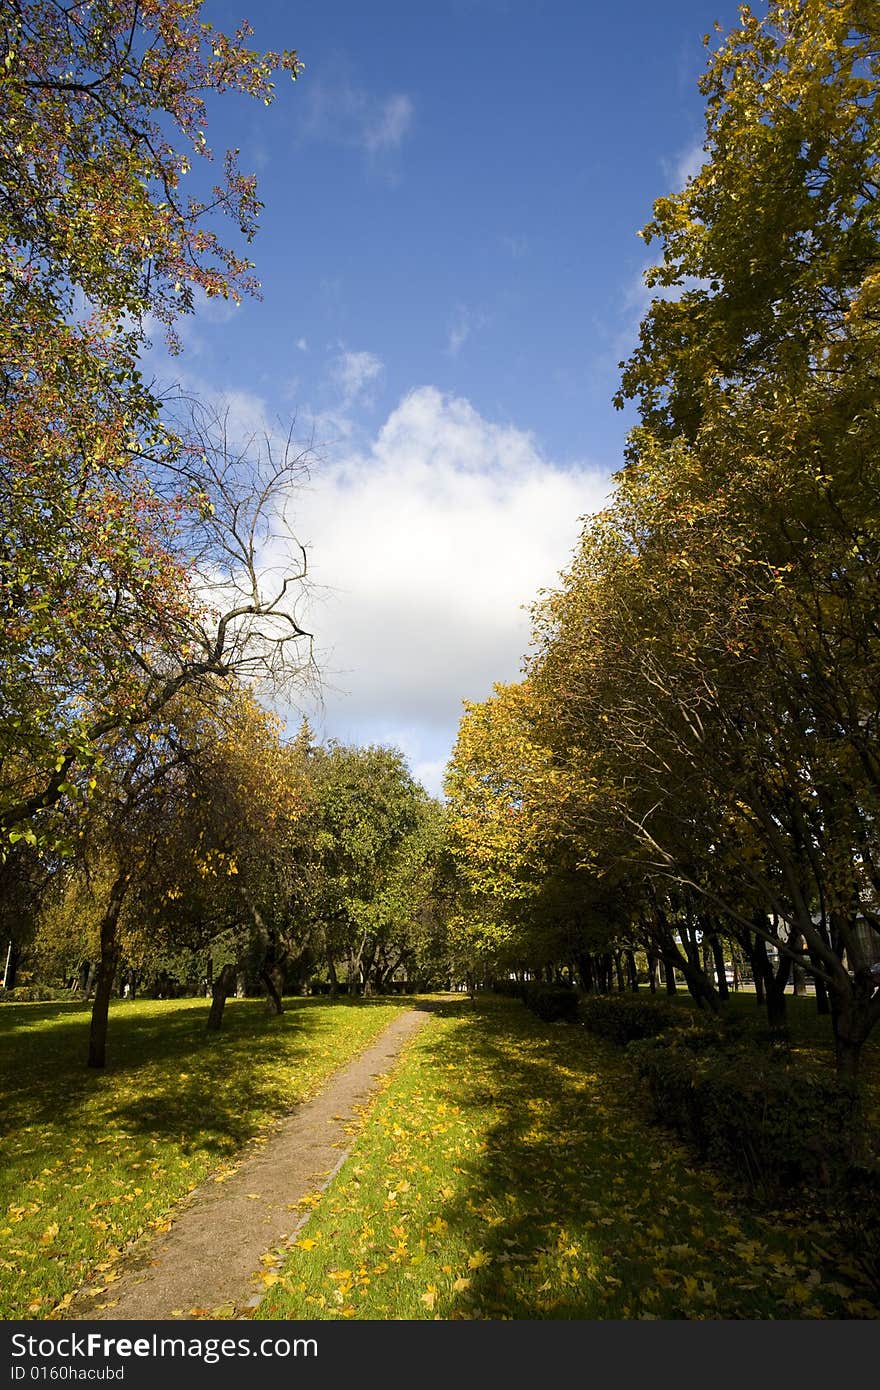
[148,0,744,794]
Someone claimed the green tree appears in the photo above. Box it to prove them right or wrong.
[0,2,305,845]
[309,744,428,993]
[554,0,880,1072]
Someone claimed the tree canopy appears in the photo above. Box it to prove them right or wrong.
[0,2,305,848]
[445,0,880,1076]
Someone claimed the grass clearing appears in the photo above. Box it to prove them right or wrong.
[0,995,406,1319]
[257,994,879,1320]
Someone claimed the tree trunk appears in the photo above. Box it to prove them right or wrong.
[261,962,284,1015]
[599,953,613,993]
[207,963,237,1031]
[710,935,729,1000]
[829,975,880,1081]
[753,968,765,1005]
[765,982,788,1031]
[646,951,658,993]
[626,949,639,993]
[576,952,595,993]
[761,937,792,1033]
[87,876,129,1069]
[814,975,830,1016]
[663,958,677,994]
[808,921,832,1016]
[680,960,721,1014]
[834,1032,863,1081]
[749,936,772,1010]
[613,951,626,993]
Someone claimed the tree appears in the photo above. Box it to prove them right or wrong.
[616,0,880,439]
[31,677,308,1065]
[363,796,450,991]
[1,2,304,847]
[309,744,429,993]
[445,680,633,990]
[1,394,317,849]
[533,0,880,1074]
[148,686,316,1026]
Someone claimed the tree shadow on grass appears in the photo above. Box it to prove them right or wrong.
[414,996,880,1320]
[418,998,622,1318]
[0,996,395,1161]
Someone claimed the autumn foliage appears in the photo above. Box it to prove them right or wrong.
[0,2,303,843]
[445,0,880,1079]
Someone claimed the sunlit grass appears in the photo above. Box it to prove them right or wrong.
[257,995,879,1320]
[0,995,405,1318]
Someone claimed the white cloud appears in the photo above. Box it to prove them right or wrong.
[296,337,308,353]
[300,80,414,164]
[611,139,711,370]
[666,139,705,189]
[332,349,385,407]
[363,94,414,153]
[446,304,487,357]
[270,386,610,791]
[134,354,607,796]
[412,757,451,799]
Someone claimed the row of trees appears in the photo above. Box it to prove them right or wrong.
[5,700,451,1065]
[444,0,880,1079]
[1,5,459,1072]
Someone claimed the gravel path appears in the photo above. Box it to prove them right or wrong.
[67,1007,428,1321]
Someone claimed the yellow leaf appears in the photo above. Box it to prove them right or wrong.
[453,1277,471,1293]
[467,1250,491,1270]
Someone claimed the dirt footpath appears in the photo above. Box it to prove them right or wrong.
[67,1007,428,1321]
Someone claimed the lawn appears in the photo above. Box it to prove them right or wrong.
[0,995,405,1319]
[257,994,880,1321]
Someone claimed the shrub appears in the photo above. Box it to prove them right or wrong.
[630,1034,861,1197]
[523,983,580,1023]
[0,984,72,1003]
[841,1161,880,1296]
[579,992,683,1044]
[492,979,529,1001]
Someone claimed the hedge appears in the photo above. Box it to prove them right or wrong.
[629,1032,861,1197]
[578,992,684,1043]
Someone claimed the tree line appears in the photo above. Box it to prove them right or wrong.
[0,3,452,1064]
[444,0,880,1080]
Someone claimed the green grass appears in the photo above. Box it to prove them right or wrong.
[257,995,880,1321]
[0,995,406,1318]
